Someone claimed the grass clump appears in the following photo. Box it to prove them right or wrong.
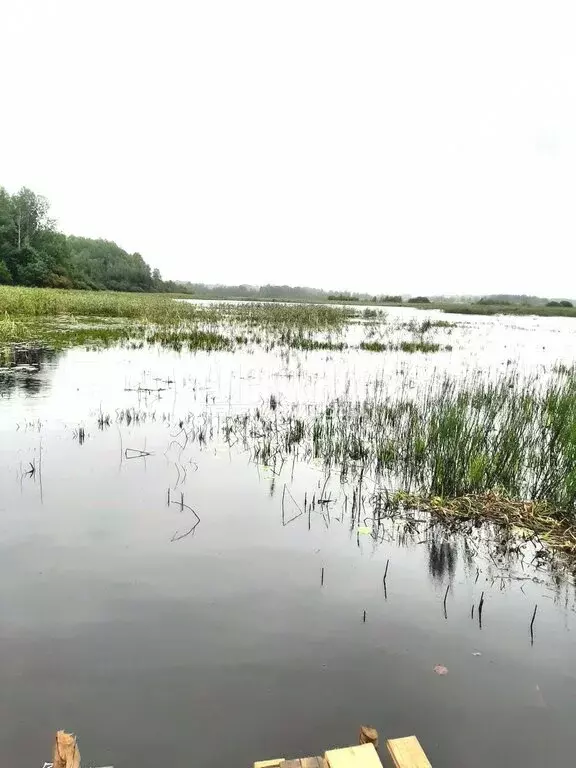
[360,340,451,353]
[146,327,235,351]
[290,338,347,352]
[226,370,576,513]
[360,341,388,352]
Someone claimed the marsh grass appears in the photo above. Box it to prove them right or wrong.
[438,303,576,317]
[0,287,355,326]
[225,370,576,511]
[0,286,360,353]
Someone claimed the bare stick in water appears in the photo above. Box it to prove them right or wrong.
[443,584,450,619]
[383,558,390,583]
[363,610,366,623]
[478,591,485,628]
[321,567,324,586]
[530,604,538,644]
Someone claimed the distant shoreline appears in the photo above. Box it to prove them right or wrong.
[184,293,576,317]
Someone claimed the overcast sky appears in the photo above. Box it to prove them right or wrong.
[2,0,575,295]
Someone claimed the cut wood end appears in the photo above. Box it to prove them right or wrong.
[359,725,379,748]
[53,730,81,768]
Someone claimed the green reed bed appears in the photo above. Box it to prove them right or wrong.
[223,370,576,561]
[146,327,241,352]
[0,286,355,326]
[0,286,360,352]
[226,371,576,510]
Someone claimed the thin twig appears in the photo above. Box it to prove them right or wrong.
[530,604,538,644]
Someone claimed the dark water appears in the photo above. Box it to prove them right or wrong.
[0,343,575,768]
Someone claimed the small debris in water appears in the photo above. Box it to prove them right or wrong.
[472,652,482,657]
[433,664,448,675]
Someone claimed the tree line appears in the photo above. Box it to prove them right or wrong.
[182,282,406,303]
[0,185,178,292]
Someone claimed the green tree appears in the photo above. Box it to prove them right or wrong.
[0,183,165,291]
[0,259,12,284]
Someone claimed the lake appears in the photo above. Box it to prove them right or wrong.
[0,304,575,768]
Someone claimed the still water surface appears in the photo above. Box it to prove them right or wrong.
[0,309,575,767]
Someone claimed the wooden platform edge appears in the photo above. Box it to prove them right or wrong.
[386,736,431,768]
[254,760,284,768]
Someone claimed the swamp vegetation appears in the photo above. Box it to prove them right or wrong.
[2,285,576,570]
[2,286,576,768]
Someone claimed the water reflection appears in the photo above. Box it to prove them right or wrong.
[0,345,60,397]
[427,537,457,582]
[1,342,576,768]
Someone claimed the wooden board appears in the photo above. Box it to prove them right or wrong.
[256,757,324,768]
[279,761,325,768]
[325,743,383,768]
[386,737,431,768]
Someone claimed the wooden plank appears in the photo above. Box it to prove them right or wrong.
[281,761,302,768]
[254,761,284,768]
[325,743,383,768]
[386,737,431,768]
[301,759,323,768]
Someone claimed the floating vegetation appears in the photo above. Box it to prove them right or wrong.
[388,490,576,561]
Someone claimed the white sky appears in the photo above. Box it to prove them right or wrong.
[2,0,576,295]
